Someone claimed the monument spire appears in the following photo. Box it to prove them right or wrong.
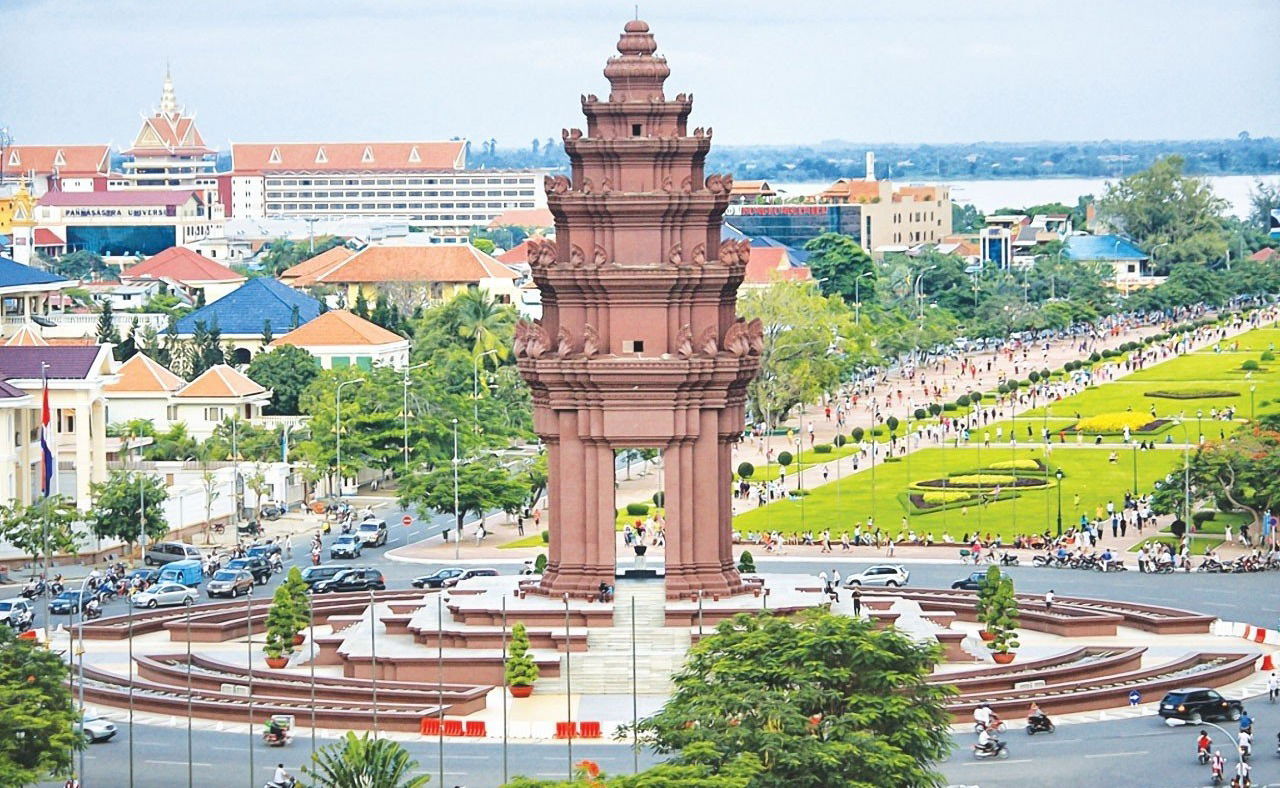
[516,19,760,601]
[159,64,178,116]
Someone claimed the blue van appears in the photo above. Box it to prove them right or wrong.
[157,559,204,587]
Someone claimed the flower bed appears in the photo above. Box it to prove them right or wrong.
[915,475,1050,490]
[1144,389,1240,400]
[899,489,1020,514]
[1068,414,1173,436]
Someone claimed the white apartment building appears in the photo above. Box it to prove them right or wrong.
[226,142,544,235]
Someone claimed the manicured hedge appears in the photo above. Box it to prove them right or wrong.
[1144,389,1239,400]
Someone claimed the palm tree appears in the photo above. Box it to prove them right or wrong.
[302,732,429,788]
[454,287,511,366]
[109,419,156,468]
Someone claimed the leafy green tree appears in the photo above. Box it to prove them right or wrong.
[629,609,954,788]
[803,232,877,306]
[203,417,283,464]
[264,582,298,660]
[0,627,81,786]
[259,236,345,276]
[88,470,169,549]
[471,238,496,254]
[1248,179,1280,232]
[353,289,370,320]
[247,345,320,415]
[951,202,984,233]
[398,455,527,538]
[0,496,79,571]
[1097,155,1228,271]
[142,422,199,462]
[454,287,513,363]
[504,622,539,687]
[52,250,109,280]
[283,566,312,634]
[302,731,429,788]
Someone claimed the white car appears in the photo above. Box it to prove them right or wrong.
[843,565,910,587]
[131,582,198,609]
[77,715,117,743]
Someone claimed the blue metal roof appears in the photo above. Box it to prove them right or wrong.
[175,277,321,336]
[0,256,69,288]
[1065,234,1148,261]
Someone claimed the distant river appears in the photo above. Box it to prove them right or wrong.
[773,174,1277,218]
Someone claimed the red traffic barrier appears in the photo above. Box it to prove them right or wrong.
[555,721,578,739]
[443,719,464,736]
[578,721,602,738]
[464,720,486,737]
[420,717,441,735]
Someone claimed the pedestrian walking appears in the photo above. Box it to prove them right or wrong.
[1045,589,1055,612]
[852,587,862,617]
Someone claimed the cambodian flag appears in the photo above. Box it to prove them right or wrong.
[40,383,52,496]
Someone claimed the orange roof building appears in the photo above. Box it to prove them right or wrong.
[488,207,555,229]
[105,353,185,395]
[1,145,110,194]
[279,245,357,287]
[729,179,776,203]
[304,244,523,306]
[122,247,245,304]
[102,355,272,439]
[741,247,812,288]
[269,310,410,370]
[116,69,219,191]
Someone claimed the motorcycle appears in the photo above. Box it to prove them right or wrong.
[999,553,1019,567]
[263,778,296,788]
[83,604,102,621]
[1199,747,1211,765]
[1025,714,1055,735]
[972,739,1010,760]
[262,730,292,747]
[238,521,264,537]
[972,719,1007,735]
[20,580,45,599]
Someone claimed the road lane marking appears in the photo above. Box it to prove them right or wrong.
[959,759,1032,766]
[1085,750,1147,758]
[146,760,213,766]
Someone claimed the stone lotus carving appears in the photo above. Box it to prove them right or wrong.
[706,126,713,138]
[585,93,599,103]
[705,173,724,194]
[554,325,574,359]
[668,244,684,266]
[675,92,687,102]
[600,177,613,194]
[579,177,593,195]
[691,243,706,265]
[662,176,673,193]
[527,237,558,268]
[680,175,693,194]
[593,244,608,267]
[717,239,751,266]
[746,318,765,356]
[569,128,583,140]
[570,245,585,266]
[582,323,601,359]
[723,318,750,357]
[675,324,694,359]
[693,127,704,138]
[515,320,551,359]
[544,175,570,195]
[695,325,718,356]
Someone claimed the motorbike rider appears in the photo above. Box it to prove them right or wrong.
[1211,750,1225,781]
[1239,729,1252,759]
[265,718,285,742]
[1234,757,1251,787]
[84,597,101,619]
[975,726,1001,754]
[1239,708,1253,735]
[1270,671,1280,702]
[271,763,291,786]
[1197,730,1212,759]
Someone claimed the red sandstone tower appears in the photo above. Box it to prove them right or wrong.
[515,19,762,600]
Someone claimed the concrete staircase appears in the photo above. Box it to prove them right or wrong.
[538,581,691,694]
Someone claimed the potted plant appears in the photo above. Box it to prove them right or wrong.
[284,567,311,646]
[264,583,298,669]
[985,573,1021,664]
[505,622,539,697]
[975,566,999,641]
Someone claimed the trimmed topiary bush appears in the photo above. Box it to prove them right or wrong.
[541,530,550,544]
[625,502,650,516]
[833,434,847,448]
[534,553,548,573]
[885,416,900,433]
[1089,351,1102,362]
[813,444,832,454]
[737,550,756,573]
[914,408,927,420]
[1192,510,1217,525]
[505,622,540,689]
[777,451,793,467]
[956,394,970,407]
[652,491,665,506]
[851,427,865,442]
[928,403,943,416]
[1242,359,1260,371]
[942,403,958,412]
[1144,389,1238,400]
[1263,351,1276,362]
[737,461,755,479]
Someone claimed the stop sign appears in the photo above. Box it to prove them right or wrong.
[401,514,413,527]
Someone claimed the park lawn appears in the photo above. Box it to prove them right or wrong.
[499,533,546,549]
[731,446,1181,542]
[1219,328,1280,352]
[737,444,860,482]
[1156,511,1253,536]
[1124,350,1280,383]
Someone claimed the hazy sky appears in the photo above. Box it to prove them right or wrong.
[3,0,1277,149]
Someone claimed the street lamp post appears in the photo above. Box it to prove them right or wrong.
[853,270,873,324]
[1055,468,1064,537]
[473,349,499,433]
[452,418,461,560]
[335,378,366,496]
[402,362,429,470]
[1197,409,1203,444]
[1251,384,1257,421]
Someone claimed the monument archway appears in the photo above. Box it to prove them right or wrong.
[515,19,762,600]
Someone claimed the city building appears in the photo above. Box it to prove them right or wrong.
[814,154,951,254]
[0,379,34,508]
[487,206,554,230]
[268,309,409,370]
[0,344,116,509]
[0,256,75,340]
[294,243,522,307]
[740,246,811,288]
[175,277,323,362]
[225,142,545,236]
[0,145,111,195]
[82,280,170,312]
[1270,209,1279,238]
[106,354,272,440]
[110,70,219,195]
[728,179,776,203]
[277,244,356,288]
[121,246,245,304]
[724,203,863,248]
[17,190,225,263]
[1250,247,1279,263]
[103,352,186,426]
[1065,234,1162,293]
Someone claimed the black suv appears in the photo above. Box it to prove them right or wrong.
[1158,688,1243,723]
[950,571,987,591]
[226,557,273,585]
[314,568,386,593]
[412,568,464,589]
[300,565,347,592]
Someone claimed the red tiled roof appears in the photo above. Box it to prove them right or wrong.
[176,364,267,399]
[1250,247,1278,263]
[279,246,356,287]
[3,145,110,176]
[38,190,199,208]
[818,178,881,203]
[125,112,211,155]
[231,142,465,174]
[316,245,518,284]
[270,310,405,348]
[743,247,811,284]
[123,247,244,283]
[32,228,64,246]
[498,239,533,264]
[105,353,185,394]
[488,207,554,228]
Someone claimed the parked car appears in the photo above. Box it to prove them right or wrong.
[1158,688,1243,723]
[329,534,364,559]
[206,569,255,599]
[843,565,910,587]
[76,715,117,743]
[300,565,347,592]
[156,559,204,587]
[443,568,499,588]
[356,519,388,547]
[412,568,464,589]
[132,582,198,609]
[950,571,988,591]
[313,568,386,593]
[0,598,34,630]
[144,542,202,566]
[49,588,98,615]
[245,543,282,560]
[225,557,272,585]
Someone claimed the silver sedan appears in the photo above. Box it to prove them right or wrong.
[131,582,198,608]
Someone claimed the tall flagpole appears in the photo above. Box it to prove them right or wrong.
[39,362,51,637]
